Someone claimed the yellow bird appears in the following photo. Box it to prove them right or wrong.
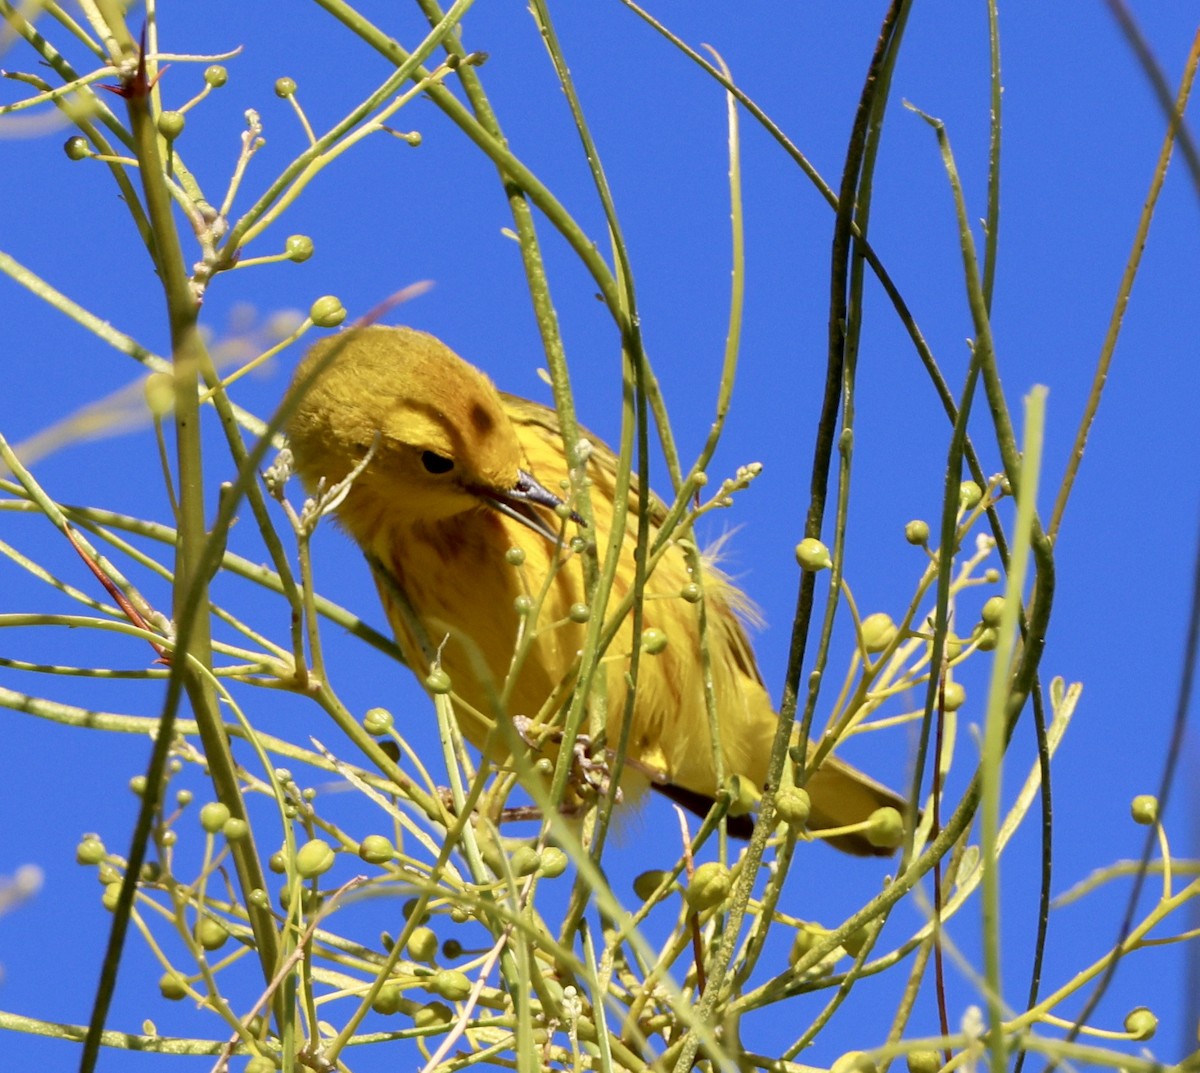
[286,325,908,855]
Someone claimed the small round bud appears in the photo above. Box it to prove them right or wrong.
[633,870,668,901]
[832,1051,878,1073]
[683,861,731,912]
[156,111,185,140]
[504,546,526,566]
[442,938,462,958]
[906,1050,941,1073]
[534,757,554,775]
[641,628,668,655]
[223,818,249,841]
[942,681,966,711]
[160,830,177,848]
[904,520,930,545]
[980,595,1006,627]
[248,887,270,908]
[795,538,832,572]
[363,707,393,735]
[129,775,147,796]
[371,983,401,1015]
[309,295,346,328]
[789,924,824,963]
[76,836,106,866]
[285,234,314,262]
[195,917,228,951]
[140,861,161,883]
[244,1057,275,1073]
[64,135,90,161]
[865,807,904,850]
[359,834,395,864]
[407,925,439,962]
[203,65,228,87]
[414,1001,452,1029]
[424,667,452,694]
[428,969,472,1001]
[959,481,983,510]
[159,972,189,1001]
[402,897,430,925]
[175,789,193,807]
[449,906,470,924]
[568,602,590,623]
[975,627,999,651]
[984,568,1001,583]
[102,881,123,911]
[268,851,288,874]
[144,372,174,417]
[513,593,534,616]
[98,863,120,885]
[1130,794,1158,826]
[774,787,811,831]
[680,582,702,603]
[726,774,760,817]
[539,847,568,878]
[860,612,897,654]
[199,802,231,833]
[1124,1006,1157,1041]
[510,845,540,877]
[294,838,335,879]
[841,926,869,958]
[274,76,297,98]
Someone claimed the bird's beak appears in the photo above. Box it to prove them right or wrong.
[478,469,584,542]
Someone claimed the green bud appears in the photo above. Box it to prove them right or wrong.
[980,595,1006,627]
[505,546,526,566]
[513,594,534,616]
[222,817,249,841]
[244,1057,276,1073]
[413,1001,452,1029]
[975,626,999,651]
[195,916,228,951]
[363,707,393,735]
[424,667,452,694]
[510,845,540,877]
[633,869,668,902]
[294,838,335,879]
[268,851,288,874]
[841,925,869,958]
[1124,1006,1157,1041]
[1131,794,1158,826]
[904,519,930,545]
[203,65,228,87]
[683,861,731,912]
[428,969,472,1001]
[641,628,668,655]
[64,135,90,161]
[568,602,590,623]
[175,789,193,807]
[680,582,702,603]
[407,925,439,963]
[285,234,314,262]
[199,802,231,833]
[156,111,185,140]
[959,481,983,510]
[795,537,832,572]
[860,612,897,654]
[274,76,297,98]
[906,1050,942,1073]
[442,938,462,958]
[865,807,904,850]
[402,897,430,925]
[159,972,189,1000]
[832,1051,878,1073]
[942,681,966,711]
[371,983,401,1015]
[309,295,346,328]
[129,775,147,796]
[774,787,811,831]
[102,881,123,912]
[539,847,568,878]
[76,836,106,866]
[359,834,395,864]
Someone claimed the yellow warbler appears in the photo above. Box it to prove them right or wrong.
[286,325,909,855]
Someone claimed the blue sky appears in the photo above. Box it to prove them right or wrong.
[2,3,1198,1069]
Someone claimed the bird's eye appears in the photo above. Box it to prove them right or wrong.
[420,450,454,475]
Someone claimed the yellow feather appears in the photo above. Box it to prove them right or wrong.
[286,325,910,854]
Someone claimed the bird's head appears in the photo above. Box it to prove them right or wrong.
[286,325,567,537]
